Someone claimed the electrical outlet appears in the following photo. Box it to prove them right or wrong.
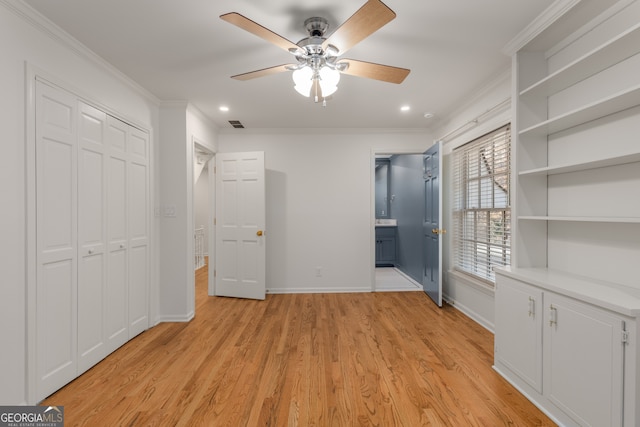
[315,267,322,277]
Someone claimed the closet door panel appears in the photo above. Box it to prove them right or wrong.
[35,81,78,400]
[128,141,148,337]
[129,245,148,337]
[106,117,129,350]
[77,103,107,373]
[77,252,105,372]
[129,129,147,161]
[106,248,128,351]
[129,161,148,241]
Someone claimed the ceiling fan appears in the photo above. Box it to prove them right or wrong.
[220,0,410,103]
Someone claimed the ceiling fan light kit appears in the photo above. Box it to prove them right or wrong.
[220,0,410,104]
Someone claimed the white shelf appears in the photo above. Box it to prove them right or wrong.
[520,83,640,137]
[496,267,640,317]
[520,23,640,98]
[519,152,640,176]
[518,215,640,224]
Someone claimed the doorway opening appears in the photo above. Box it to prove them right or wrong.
[371,149,424,293]
[193,142,215,298]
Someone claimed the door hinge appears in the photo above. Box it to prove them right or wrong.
[622,330,629,344]
[213,269,216,278]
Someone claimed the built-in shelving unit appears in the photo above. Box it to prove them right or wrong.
[519,22,640,98]
[518,215,640,223]
[519,83,640,136]
[518,151,640,176]
[495,1,640,426]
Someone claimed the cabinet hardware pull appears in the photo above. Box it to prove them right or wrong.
[528,296,535,317]
[549,305,557,327]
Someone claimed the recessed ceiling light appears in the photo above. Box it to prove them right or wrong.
[401,105,411,112]
[219,106,229,112]
[423,112,434,119]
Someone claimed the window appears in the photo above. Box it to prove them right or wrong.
[452,124,511,284]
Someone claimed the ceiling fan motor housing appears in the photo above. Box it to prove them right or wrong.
[304,17,329,37]
[292,17,348,72]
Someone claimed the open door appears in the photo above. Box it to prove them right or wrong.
[215,152,266,300]
[423,142,443,306]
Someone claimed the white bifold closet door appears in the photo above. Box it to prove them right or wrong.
[35,80,149,401]
[36,81,79,399]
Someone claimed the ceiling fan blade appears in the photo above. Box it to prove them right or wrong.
[220,12,299,52]
[339,59,410,84]
[322,0,396,55]
[231,64,293,81]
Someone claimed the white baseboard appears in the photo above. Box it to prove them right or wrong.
[267,286,372,294]
[155,312,194,323]
[443,293,494,333]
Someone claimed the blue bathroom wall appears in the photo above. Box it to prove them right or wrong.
[375,160,389,218]
[389,154,424,283]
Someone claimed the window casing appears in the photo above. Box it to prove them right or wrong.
[452,125,511,285]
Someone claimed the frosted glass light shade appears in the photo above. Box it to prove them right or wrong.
[292,67,313,97]
[319,67,340,97]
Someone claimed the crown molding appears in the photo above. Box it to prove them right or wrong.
[2,0,160,105]
[502,0,581,56]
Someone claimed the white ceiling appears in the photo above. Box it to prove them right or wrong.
[23,0,556,130]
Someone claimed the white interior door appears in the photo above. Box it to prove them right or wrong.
[215,152,266,300]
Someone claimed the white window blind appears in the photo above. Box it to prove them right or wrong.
[452,124,511,284]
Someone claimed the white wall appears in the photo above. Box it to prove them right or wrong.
[0,1,159,405]
[217,130,430,293]
[157,103,217,321]
[435,70,512,332]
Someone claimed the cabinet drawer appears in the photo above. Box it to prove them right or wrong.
[375,227,396,238]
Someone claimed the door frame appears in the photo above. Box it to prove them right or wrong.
[369,148,426,292]
[191,139,216,298]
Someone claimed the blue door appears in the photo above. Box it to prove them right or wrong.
[423,142,442,306]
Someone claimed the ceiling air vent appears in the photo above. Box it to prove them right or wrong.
[229,120,244,129]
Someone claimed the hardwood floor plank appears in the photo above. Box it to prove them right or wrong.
[43,264,555,426]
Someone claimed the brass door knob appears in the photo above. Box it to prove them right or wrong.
[256,230,263,236]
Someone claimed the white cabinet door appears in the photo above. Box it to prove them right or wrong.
[544,292,625,427]
[35,81,78,400]
[77,102,108,374]
[495,276,543,393]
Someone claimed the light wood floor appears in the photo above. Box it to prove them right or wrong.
[43,262,555,426]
